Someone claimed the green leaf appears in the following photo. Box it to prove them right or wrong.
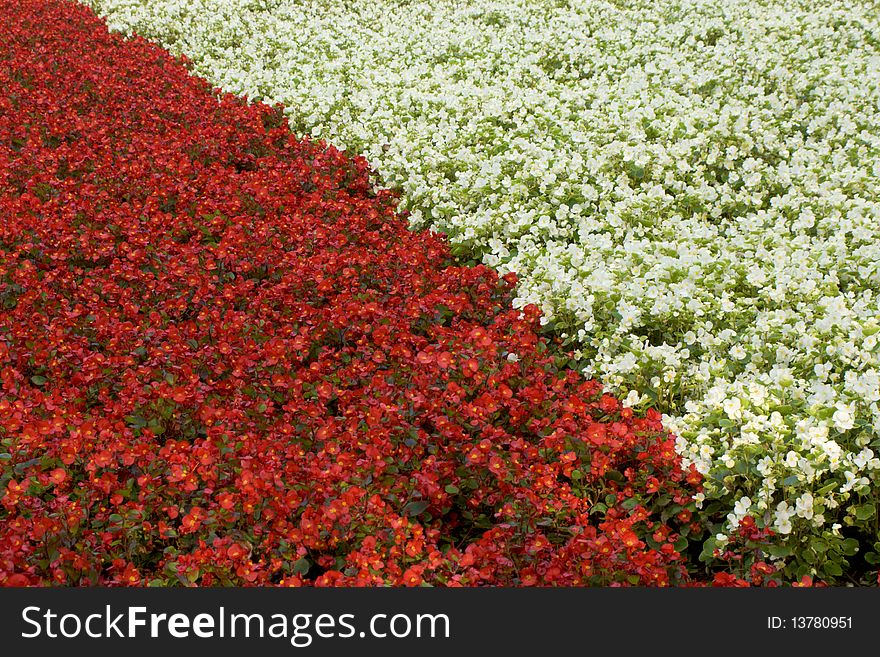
[14,457,41,474]
[292,558,311,575]
[699,537,718,562]
[768,545,792,558]
[824,561,843,577]
[444,484,459,494]
[30,375,47,386]
[840,538,860,556]
[605,469,625,483]
[854,504,876,521]
[108,514,123,523]
[125,414,147,429]
[404,500,430,516]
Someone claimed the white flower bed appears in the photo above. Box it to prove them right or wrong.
[84,0,880,573]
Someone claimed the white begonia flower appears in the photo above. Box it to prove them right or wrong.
[774,515,793,536]
[733,496,752,517]
[774,501,794,535]
[840,471,859,493]
[853,448,874,470]
[748,383,767,407]
[794,492,814,520]
[832,403,856,432]
[723,397,742,420]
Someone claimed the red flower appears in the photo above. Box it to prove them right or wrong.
[462,359,480,377]
[401,567,423,587]
[217,493,236,510]
[48,468,67,485]
[226,544,247,560]
[3,574,31,587]
[121,563,141,585]
[585,423,607,445]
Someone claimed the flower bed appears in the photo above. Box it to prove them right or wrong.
[83,0,880,581]
[0,0,723,586]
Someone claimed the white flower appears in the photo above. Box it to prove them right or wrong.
[722,397,742,420]
[840,470,859,493]
[774,501,794,535]
[774,516,793,535]
[795,493,814,520]
[832,404,856,432]
[733,496,752,517]
[853,448,874,470]
[622,389,643,407]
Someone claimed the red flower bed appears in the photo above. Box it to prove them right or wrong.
[0,0,713,586]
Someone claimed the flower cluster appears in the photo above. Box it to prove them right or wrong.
[705,515,782,587]
[83,0,880,580]
[0,0,710,587]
